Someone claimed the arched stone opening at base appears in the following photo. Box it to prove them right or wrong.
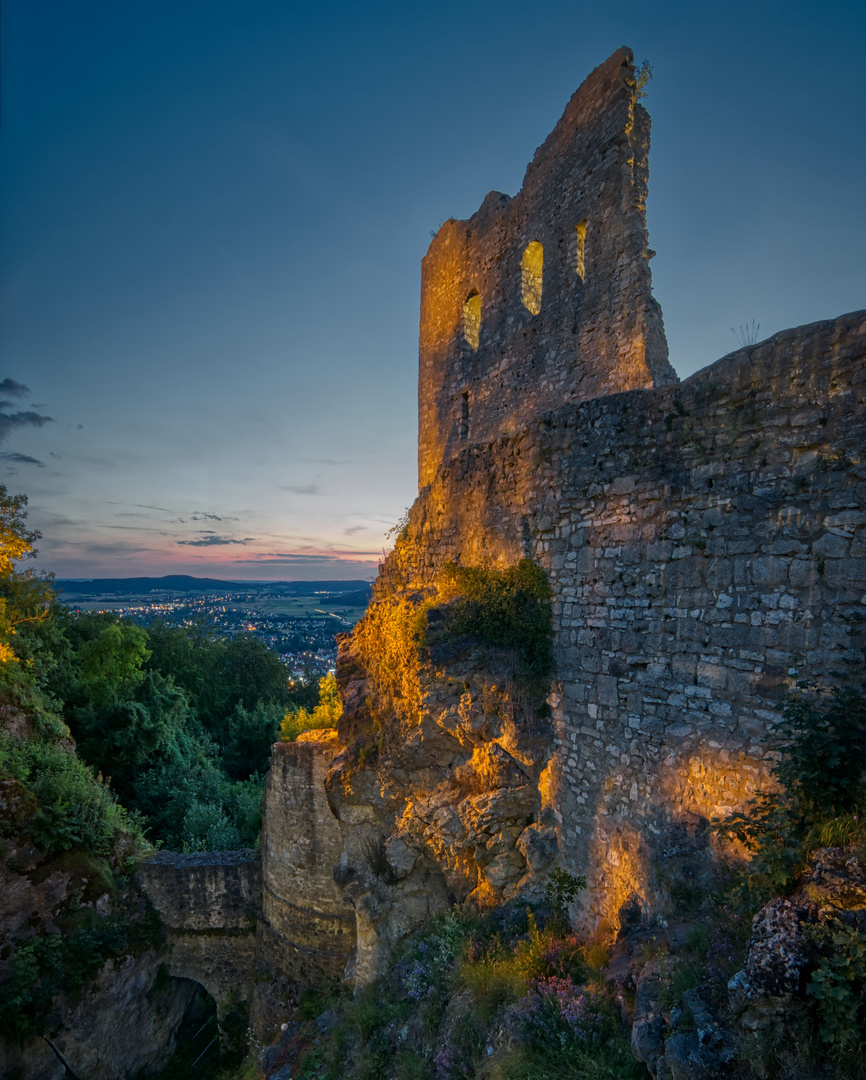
[148,976,251,1078]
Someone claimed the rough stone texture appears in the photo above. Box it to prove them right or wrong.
[253,731,356,1034]
[727,847,866,1038]
[136,849,261,1026]
[0,955,198,1080]
[137,849,261,931]
[0,833,200,1080]
[418,46,676,487]
[354,308,866,943]
[137,736,357,1040]
[51,953,199,1080]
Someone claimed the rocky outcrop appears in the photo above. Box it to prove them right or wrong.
[728,848,866,1038]
[324,609,559,984]
[629,847,866,1079]
[0,953,199,1080]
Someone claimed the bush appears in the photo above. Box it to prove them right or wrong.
[281,672,342,741]
[436,559,553,682]
[714,642,866,906]
[0,733,143,857]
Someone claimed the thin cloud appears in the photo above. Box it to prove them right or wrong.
[103,500,177,514]
[0,451,45,467]
[177,535,256,547]
[0,409,54,444]
[278,483,319,495]
[190,512,239,522]
[230,554,377,566]
[0,379,29,397]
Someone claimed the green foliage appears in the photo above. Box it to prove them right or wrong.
[0,733,143,857]
[436,559,553,682]
[25,608,291,851]
[544,863,586,914]
[714,638,866,907]
[292,904,638,1080]
[807,917,866,1066]
[76,621,150,707]
[774,676,866,816]
[281,672,341,741]
[0,900,163,1045]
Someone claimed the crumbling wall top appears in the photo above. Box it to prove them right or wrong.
[418,47,676,488]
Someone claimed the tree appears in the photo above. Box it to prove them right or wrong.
[0,487,53,671]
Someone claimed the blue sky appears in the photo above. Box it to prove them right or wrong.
[2,0,864,579]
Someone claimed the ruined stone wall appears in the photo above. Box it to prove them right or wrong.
[253,731,356,1031]
[366,310,866,935]
[136,850,261,1018]
[418,46,676,488]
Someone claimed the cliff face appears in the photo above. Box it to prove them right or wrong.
[0,708,196,1080]
[324,309,866,980]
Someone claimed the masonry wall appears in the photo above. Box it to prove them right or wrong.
[136,851,261,1018]
[418,46,676,488]
[383,309,866,931]
[253,730,356,1030]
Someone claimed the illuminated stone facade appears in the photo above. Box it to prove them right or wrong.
[418,47,676,488]
[379,310,866,936]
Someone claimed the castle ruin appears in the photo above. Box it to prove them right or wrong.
[141,46,866,1019]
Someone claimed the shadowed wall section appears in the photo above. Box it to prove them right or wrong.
[253,731,356,1033]
[136,850,261,1024]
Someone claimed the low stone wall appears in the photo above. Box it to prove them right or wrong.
[137,849,261,931]
[136,850,261,1023]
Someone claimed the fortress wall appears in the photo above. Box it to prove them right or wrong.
[136,850,261,1019]
[384,309,866,931]
[137,850,261,931]
[255,731,355,1026]
[418,46,675,488]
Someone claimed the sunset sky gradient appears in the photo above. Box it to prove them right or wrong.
[2,0,864,580]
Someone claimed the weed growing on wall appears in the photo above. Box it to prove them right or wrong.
[352,559,553,731]
[435,560,553,685]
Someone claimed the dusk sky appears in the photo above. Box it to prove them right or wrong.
[2,0,864,581]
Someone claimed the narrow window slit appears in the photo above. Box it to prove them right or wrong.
[463,291,481,351]
[575,220,587,282]
[521,241,543,315]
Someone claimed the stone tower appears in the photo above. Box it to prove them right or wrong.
[418,46,677,488]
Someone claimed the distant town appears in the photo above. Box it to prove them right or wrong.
[54,576,373,680]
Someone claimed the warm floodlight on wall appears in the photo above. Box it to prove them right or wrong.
[521,241,543,315]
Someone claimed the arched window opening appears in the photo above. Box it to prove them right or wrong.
[463,291,481,351]
[460,391,470,440]
[575,221,587,282]
[521,241,543,315]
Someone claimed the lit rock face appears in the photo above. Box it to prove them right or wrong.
[418,46,676,488]
[326,621,559,985]
[336,308,866,967]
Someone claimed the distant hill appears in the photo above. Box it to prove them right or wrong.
[54,576,373,596]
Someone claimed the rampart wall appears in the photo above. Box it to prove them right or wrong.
[381,309,866,932]
[253,731,356,1032]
